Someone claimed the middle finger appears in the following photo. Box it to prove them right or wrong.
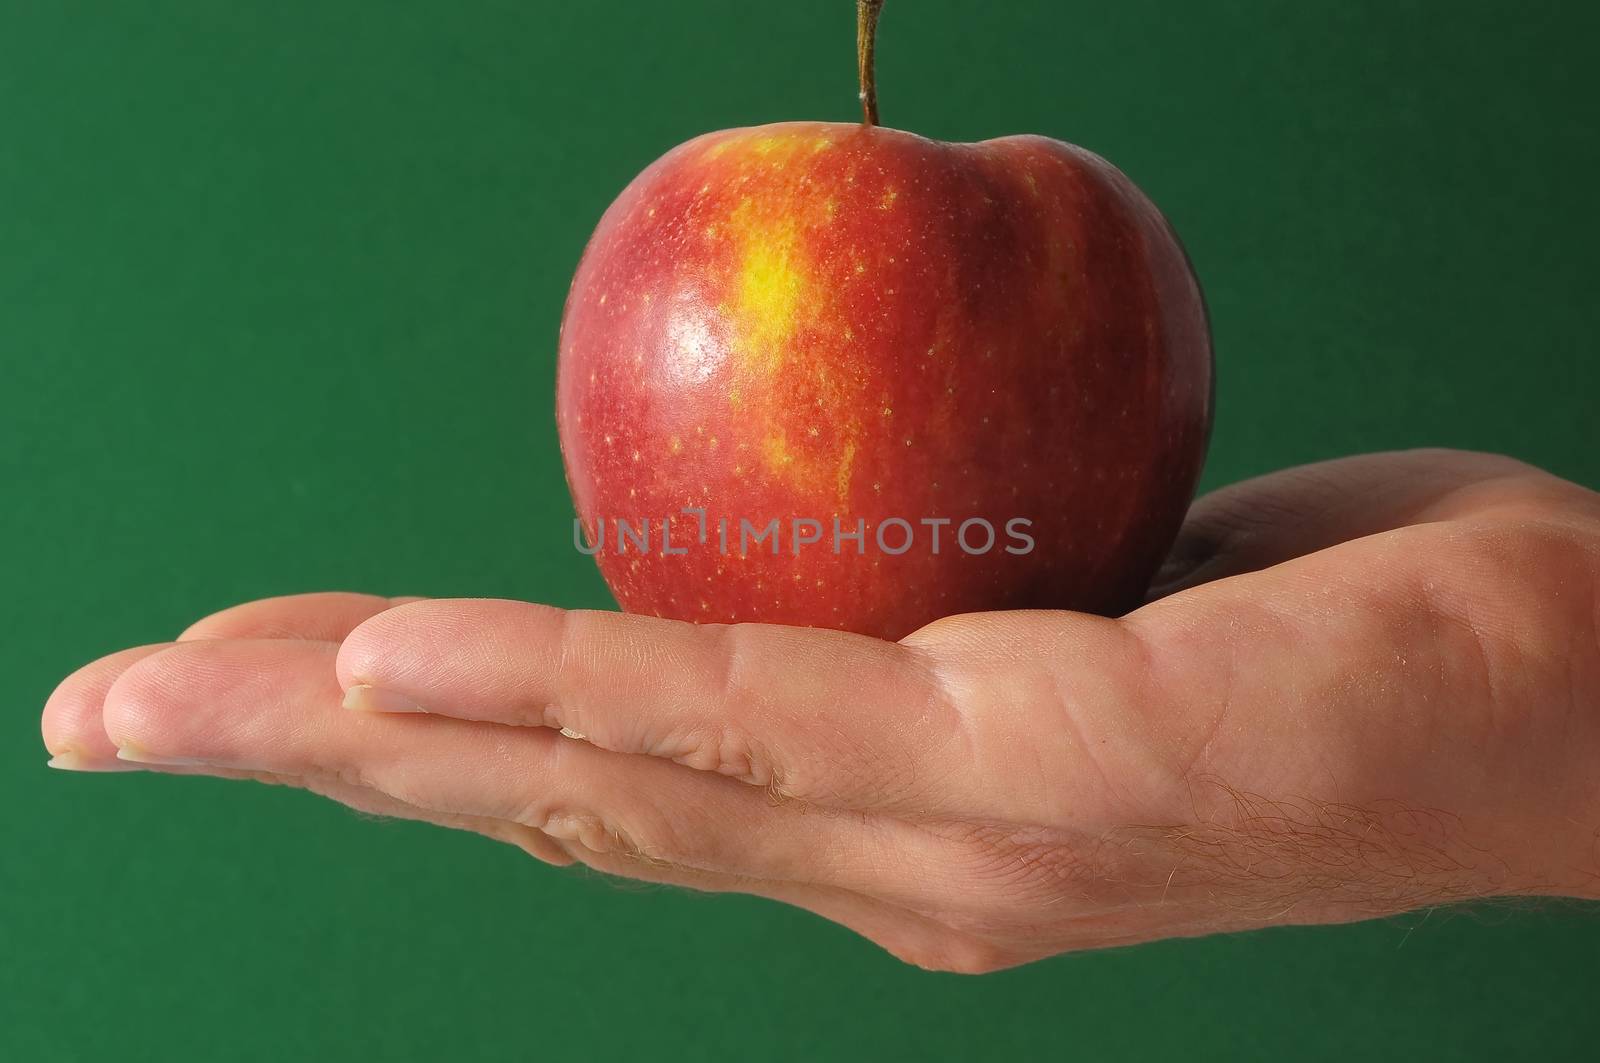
[100,637,909,890]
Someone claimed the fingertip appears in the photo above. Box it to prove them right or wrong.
[98,643,202,756]
[99,637,342,767]
[335,597,563,691]
[334,597,432,689]
[178,591,420,642]
[41,644,172,763]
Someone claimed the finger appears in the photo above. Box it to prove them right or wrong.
[48,593,418,765]
[42,644,170,769]
[335,599,969,812]
[1150,448,1563,596]
[42,638,572,864]
[180,592,427,642]
[99,637,910,889]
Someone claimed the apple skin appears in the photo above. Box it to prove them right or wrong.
[557,121,1212,641]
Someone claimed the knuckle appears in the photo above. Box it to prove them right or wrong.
[708,725,787,793]
[947,823,1103,906]
[1416,517,1593,625]
[491,739,690,863]
[681,625,796,791]
[1434,457,1599,525]
[1414,517,1600,736]
[1390,447,1541,486]
[533,806,659,866]
[509,773,721,874]
[918,822,1138,943]
[503,827,579,867]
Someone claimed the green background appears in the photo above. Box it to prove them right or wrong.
[4,1,1597,1059]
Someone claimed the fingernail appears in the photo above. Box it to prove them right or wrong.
[46,749,141,773]
[114,743,213,767]
[343,684,426,713]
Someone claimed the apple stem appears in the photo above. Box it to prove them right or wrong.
[857,0,884,127]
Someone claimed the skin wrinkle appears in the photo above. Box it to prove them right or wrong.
[543,608,672,736]
[915,613,1156,823]
[705,623,932,810]
[539,808,639,858]
[904,782,1508,936]
[1128,601,1296,813]
[857,649,966,814]
[380,603,936,812]
[1417,568,1504,752]
[1157,623,1235,788]
[1095,619,1199,817]
[1041,663,1124,817]
[526,731,819,880]
[534,784,908,910]
[513,773,730,878]
[1113,781,1510,919]
[1421,521,1588,754]
[894,634,981,803]
[545,607,586,734]
[702,624,787,789]
[923,818,1115,914]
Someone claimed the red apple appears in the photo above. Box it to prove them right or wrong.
[556,11,1210,640]
[556,115,1211,640]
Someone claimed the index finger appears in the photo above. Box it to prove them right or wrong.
[335,598,969,812]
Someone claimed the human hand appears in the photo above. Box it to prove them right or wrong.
[41,449,1600,972]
